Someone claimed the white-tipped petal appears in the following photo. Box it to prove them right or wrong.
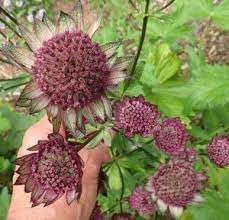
[71,0,84,30]
[101,41,121,58]
[91,100,105,121]
[19,25,42,52]
[169,206,183,218]
[34,17,54,42]
[193,194,205,203]
[101,96,112,118]
[108,71,127,85]
[0,44,34,70]
[58,11,75,33]
[151,192,157,201]
[43,14,56,35]
[112,56,133,71]
[87,15,102,38]
[157,199,168,212]
[145,179,154,192]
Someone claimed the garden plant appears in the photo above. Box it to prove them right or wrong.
[0,0,229,219]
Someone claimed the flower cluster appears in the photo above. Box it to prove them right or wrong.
[207,135,229,167]
[128,186,155,216]
[15,133,83,207]
[1,0,131,134]
[113,96,160,137]
[111,213,133,220]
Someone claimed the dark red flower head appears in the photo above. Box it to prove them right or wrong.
[111,213,133,220]
[32,31,110,110]
[146,162,205,218]
[90,203,106,220]
[113,96,160,137]
[207,135,229,167]
[128,186,156,216]
[153,118,187,156]
[14,133,83,207]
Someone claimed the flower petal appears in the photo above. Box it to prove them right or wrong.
[47,104,59,119]
[71,0,84,30]
[48,133,64,141]
[44,190,64,207]
[27,144,40,151]
[112,56,133,71]
[33,17,54,42]
[193,194,204,203]
[87,15,102,38]
[15,153,36,165]
[101,41,122,58]
[0,43,34,70]
[31,191,46,207]
[157,199,168,212]
[76,110,85,134]
[82,106,96,127]
[169,206,183,218]
[64,108,77,136]
[101,96,112,118]
[30,95,51,114]
[19,25,42,52]
[16,96,31,107]
[58,11,75,33]
[108,70,127,85]
[91,100,105,121]
[31,184,45,204]
[66,188,77,205]
[16,163,32,175]
[43,14,56,35]
[14,175,28,185]
[25,177,36,193]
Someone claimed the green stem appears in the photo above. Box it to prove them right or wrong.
[123,0,150,93]
[116,162,124,212]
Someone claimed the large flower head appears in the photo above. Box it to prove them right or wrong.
[113,96,160,137]
[207,135,229,167]
[1,0,131,133]
[153,118,187,156]
[14,133,83,207]
[128,186,156,217]
[146,162,205,218]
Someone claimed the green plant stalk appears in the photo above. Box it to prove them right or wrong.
[0,7,18,25]
[123,0,150,93]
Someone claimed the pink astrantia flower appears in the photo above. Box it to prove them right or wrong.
[14,133,83,207]
[153,118,187,156]
[146,162,205,218]
[128,186,156,216]
[0,0,132,134]
[113,96,160,137]
[207,135,229,167]
[111,213,133,220]
[90,203,106,220]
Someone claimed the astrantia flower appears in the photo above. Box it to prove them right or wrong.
[90,203,105,220]
[146,163,205,218]
[207,135,229,167]
[1,0,131,134]
[14,133,83,207]
[111,213,133,220]
[113,96,160,137]
[128,186,156,216]
[153,118,187,156]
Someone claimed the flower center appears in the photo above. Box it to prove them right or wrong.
[35,142,82,191]
[32,30,110,110]
[153,164,197,206]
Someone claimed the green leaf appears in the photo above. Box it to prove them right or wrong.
[151,43,181,83]
[0,187,10,220]
[107,163,122,190]
[0,114,11,133]
[0,157,11,173]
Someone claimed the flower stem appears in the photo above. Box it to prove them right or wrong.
[0,17,21,38]
[123,0,150,93]
[0,7,18,25]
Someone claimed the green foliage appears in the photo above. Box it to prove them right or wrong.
[0,188,10,220]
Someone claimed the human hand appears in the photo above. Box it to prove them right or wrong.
[8,116,112,220]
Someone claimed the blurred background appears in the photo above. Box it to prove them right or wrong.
[0,0,228,219]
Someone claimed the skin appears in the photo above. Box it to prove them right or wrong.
[7,116,112,220]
